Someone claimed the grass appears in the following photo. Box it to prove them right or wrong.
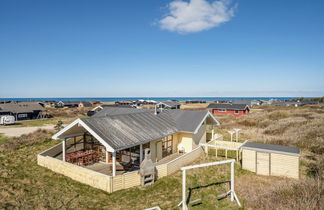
[0,139,243,209]
[0,105,323,209]
[0,134,12,144]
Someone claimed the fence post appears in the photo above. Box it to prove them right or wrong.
[182,170,187,210]
[231,161,234,201]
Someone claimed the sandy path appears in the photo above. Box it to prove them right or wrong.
[0,125,55,137]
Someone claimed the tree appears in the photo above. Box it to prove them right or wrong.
[54,120,64,132]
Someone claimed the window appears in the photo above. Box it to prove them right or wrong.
[162,135,173,158]
[234,110,240,114]
[219,109,226,112]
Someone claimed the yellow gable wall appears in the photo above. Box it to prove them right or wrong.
[148,120,208,161]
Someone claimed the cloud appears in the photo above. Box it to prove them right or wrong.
[159,0,235,34]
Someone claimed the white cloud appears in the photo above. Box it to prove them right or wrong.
[159,0,235,34]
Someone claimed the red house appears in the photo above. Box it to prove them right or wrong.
[207,103,250,117]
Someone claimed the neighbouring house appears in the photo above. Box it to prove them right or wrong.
[157,100,181,109]
[78,101,92,108]
[38,100,56,108]
[185,100,206,104]
[0,102,46,121]
[271,101,320,107]
[55,101,92,108]
[38,107,220,192]
[87,104,136,116]
[232,99,260,107]
[207,103,250,117]
[0,100,14,104]
[115,100,134,106]
[134,99,157,106]
[242,142,300,179]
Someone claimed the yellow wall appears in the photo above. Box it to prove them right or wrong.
[178,133,193,153]
[242,149,256,172]
[271,153,299,179]
[242,149,299,179]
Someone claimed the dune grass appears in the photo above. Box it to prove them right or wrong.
[0,105,323,209]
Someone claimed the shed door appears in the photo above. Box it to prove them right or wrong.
[256,152,270,175]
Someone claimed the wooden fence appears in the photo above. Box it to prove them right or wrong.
[156,147,204,177]
[38,143,204,193]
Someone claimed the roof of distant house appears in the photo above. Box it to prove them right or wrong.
[158,100,181,107]
[93,107,148,117]
[207,103,250,110]
[0,102,44,113]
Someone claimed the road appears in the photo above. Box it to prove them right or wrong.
[0,125,55,137]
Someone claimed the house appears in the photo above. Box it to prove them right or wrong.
[134,99,157,106]
[78,101,92,108]
[0,100,14,104]
[0,102,46,121]
[232,99,260,107]
[38,107,220,192]
[157,100,181,109]
[55,101,92,108]
[88,104,136,116]
[185,100,206,104]
[207,103,250,117]
[115,100,134,106]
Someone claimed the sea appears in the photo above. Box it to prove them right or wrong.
[0,97,303,102]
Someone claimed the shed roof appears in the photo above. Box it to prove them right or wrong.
[242,142,300,156]
[207,103,250,110]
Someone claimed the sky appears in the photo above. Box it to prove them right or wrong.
[0,0,324,98]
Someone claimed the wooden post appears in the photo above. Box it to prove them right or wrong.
[106,150,109,163]
[225,150,228,159]
[211,126,214,140]
[182,170,187,210]
[73,136,76,149]
[215,148,217,158]
[112,152,116,177]
[204,144,208,154]
[236,132,238,142]
[230,161,234,201]
[83,133,86,151]
[62,139,66,162]
[140,144,143,163]
[236,150,238,161]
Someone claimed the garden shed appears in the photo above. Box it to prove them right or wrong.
[242,142,300,179]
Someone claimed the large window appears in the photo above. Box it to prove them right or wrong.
[162,135,173,158]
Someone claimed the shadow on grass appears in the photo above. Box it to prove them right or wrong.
[186,180,230,207]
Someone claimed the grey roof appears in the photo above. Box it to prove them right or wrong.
[242,142,300,156]
[168,109,212,132]
[232,99,256,107]
[74,108,218,150]
[207,103,250,110]
[0,102,44,114]
[80,101,92,107]
[81,111,178,150]
[159,100,180,108]
[93,107,149,117]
